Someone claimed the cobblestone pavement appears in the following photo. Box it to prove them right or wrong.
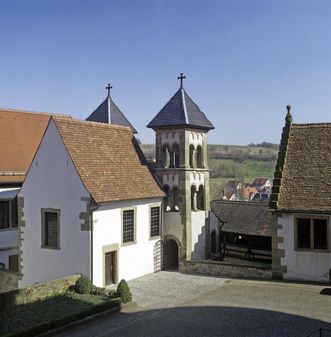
[51,272,331,337]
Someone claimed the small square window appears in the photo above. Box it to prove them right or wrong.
[296,217,329,251]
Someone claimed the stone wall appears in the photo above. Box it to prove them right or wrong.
[181,259,272,280]
[0,270,20,293]
[0,274,80,308]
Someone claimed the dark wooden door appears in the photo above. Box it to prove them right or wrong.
[9,255,19,272]
[105,252,115,285]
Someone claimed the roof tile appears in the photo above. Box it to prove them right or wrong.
[53,116,164,203]
[147,88,214,130]
[276,123,331,213]
[0,109,50,184]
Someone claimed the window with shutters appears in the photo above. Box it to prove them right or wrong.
[41,209,60,249]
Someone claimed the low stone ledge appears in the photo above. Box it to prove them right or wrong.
[0,274,80,309]
[0,269,20,293]
[181,259,272,280]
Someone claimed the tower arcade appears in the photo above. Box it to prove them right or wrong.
[147,74,214,265]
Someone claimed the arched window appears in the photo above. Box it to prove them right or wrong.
[196,145,203,168]
[172,143,180,168]
[162,144,171,168]
[191,185,197,211]
[189,145,195,168]
[164,185,170,211]
[172,186,179,211]
[197,185,204,210]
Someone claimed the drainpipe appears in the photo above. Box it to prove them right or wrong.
[89,200,98,284]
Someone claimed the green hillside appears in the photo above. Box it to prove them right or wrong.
[140,143,278,200]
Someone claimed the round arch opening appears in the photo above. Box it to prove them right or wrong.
[163,239,179,270]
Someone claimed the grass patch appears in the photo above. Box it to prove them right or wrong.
[0,292,121,337]
[140,143,278,200]
[243,160,275,179]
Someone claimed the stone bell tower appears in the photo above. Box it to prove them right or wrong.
[147,73,214,266]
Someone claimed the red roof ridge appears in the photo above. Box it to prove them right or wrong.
[292,122,331,127]
[53,115,132,132]
[0,107,71,118]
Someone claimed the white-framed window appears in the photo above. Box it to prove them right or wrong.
[41,209,60,249]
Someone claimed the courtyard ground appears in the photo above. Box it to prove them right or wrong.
[48,271,331,337]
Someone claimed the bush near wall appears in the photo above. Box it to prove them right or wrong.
[0,275,122,337]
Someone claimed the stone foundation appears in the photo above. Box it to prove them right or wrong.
[0,270,20,293]
[181,259,272,280]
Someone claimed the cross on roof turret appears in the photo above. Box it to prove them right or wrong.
[106,83,113,97]
[177,73,186,88]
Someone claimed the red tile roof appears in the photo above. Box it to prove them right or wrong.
[276,123,331,213]
[53,116,164,203]
[0,109,50,184]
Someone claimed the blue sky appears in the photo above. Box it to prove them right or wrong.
[1,0,330,144]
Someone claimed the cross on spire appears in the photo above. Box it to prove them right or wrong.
[177,72,186,88]
[106,83,113,97]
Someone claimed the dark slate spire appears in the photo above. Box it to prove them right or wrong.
[86,84,137,133]
[147,74,214,131]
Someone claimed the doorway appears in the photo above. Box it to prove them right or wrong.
[163,239,179,270]
[105,251,116,285]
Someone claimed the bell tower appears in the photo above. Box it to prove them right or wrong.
[147,74,214,266]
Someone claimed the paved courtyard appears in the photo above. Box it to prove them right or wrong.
[51,271,331,337]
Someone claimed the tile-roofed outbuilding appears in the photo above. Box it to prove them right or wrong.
[53,116,164,203]
[271,121,331,214]
[211,200,274,236]
[86,95,137,133]
[147,86,214,130]
[0,109,51,185]
[252,178,269,186]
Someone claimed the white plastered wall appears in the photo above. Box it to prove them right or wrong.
[18,119,91,287]
[163,212,182,242]
[92,197,163,287]
[278,213,331,282]
[188,131,204,147]
[191,211,207,259]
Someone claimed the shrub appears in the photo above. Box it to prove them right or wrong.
[116,279,132,303]
[91,286,110,296]
[74,275,93,294]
